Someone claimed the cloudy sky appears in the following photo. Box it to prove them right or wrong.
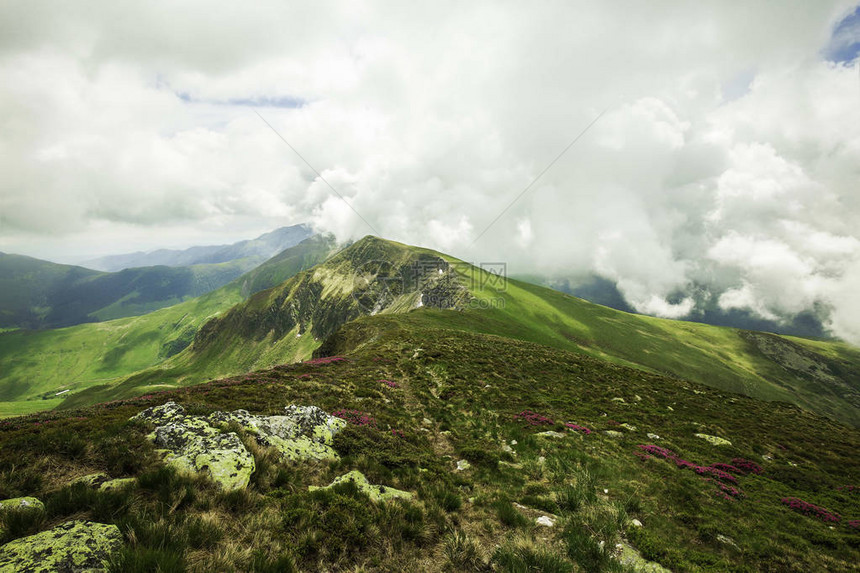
[1,1,859,342]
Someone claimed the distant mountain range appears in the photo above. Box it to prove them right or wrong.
[81,224,313,271]
[0,225,316,330]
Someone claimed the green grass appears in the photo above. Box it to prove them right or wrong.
[1,321,858,571]
[0,399,63,418]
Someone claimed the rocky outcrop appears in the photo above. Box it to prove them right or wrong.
[309,471,413,502]
[132,402,346,490]
[0,520,122,573]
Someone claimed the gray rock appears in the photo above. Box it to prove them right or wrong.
[0,520,122,573]
[603,430,624,438]
[132,401,347,491]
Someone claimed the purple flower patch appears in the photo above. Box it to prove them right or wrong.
[781,497,841,523]
[848,520,860,530]
[380,379,399,389]
[564,423,592,435]
[731,458,763,475]
[332,409,377,427]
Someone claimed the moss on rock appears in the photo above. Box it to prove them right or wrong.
[309,470,413,502]
[132,401,347,490]
[0,520,122,573]
[0,498,44,513]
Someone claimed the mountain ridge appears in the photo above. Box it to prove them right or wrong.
[50,236,860,427]
[81,224,313,271]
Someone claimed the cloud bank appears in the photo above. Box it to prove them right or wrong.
[1,1,859,342]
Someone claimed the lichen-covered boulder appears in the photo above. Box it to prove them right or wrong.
[98,478,136,492]
[131,400,186,426]
[70,474,109,488]
[153,419,255,492]
[0,498,44,512]
[0,520,122,573]
[131,401,347,490]
[536,431,566,439]
[694,433,732,447]
[309,470,413,502]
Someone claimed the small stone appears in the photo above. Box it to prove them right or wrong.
[666,406,674,412]
[537,456,546,464]
[536,431,566,439]
[603,489,609,494]
[456,459,471,471]
[612,397,626,403]
[510,440,518,445]
[694,433,732,447]
[631,519,643,527]
[620,423,638,432]
[647,433,661,440]
[603,430,624,438]
[422,418,433,427]
[502,443,514,454]
[0,497,44,512]
[716,534,739,548]
[536,516,555,527]
[634,395,642,402]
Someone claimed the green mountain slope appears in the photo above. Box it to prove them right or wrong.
[0,316,858,571]
[0,252,253,329]
[0,236,338,416]
[56,236,860,427]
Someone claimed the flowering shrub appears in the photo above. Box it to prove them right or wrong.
[710,463,742,474]
[731,458,763,475]
[781,497,841,523]
[332,409,377,427]
[848,520,860,530]
[637,444,676,460]
[380,379,399,389]
[513,411,554,426]
[391,429,405,438]
[694,466,738,484]
[564,423,592,435]
[837,485,858,494]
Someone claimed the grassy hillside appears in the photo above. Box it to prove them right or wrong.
[0,237,339,415]
[50,236,860,427]
[0,321,857,571]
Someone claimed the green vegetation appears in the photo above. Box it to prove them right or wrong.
[0,318,857,571]
[0,237,337,415]
[4,236,857,426]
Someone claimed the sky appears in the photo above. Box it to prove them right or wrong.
[1,1,859,342]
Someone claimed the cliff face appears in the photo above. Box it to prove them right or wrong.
[192,236,471,353]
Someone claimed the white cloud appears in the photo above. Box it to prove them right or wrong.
[1,1,860,341]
